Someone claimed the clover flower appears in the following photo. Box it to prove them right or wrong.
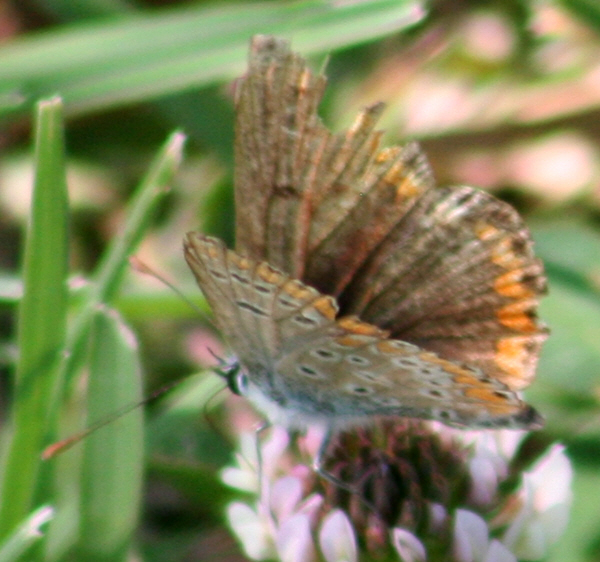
[221,421,571,562]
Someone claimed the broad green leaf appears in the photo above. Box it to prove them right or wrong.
[76,307,144,561]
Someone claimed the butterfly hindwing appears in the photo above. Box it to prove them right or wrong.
[337,186,547,390]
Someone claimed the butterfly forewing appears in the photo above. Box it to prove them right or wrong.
[233,37,547,397]
[235,36,436,297]
[185,233,337,378]
[185,234,541,430]
[185,36,547,438]
[184,234,279,369]
[274,316,539,429]
[235,35,327,279]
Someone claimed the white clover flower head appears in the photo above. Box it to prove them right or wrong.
[221,421,572,562]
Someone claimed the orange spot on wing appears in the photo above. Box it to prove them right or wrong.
[204,242,219,259]
[338,316,387,337]
[313,296,337,320]
[376,147,398,164]
[494,270,535,299]
[396,176,422,200]
[418,352,476,379]
[375,147,422,200]
[229,252,251,270]
[283,280,316,302]
[376,340,412,355]
[256,263,285,284]
[475,222,500,241]
[495,337,530,387]
[465,387,516,415]
[497,301,538,332]
[491,237,525,270]
[453,372,486,386]
[382,157,404,185]
[335,335,370,347]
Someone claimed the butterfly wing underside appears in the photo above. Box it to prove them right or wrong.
[234,36,547,394]
[339,186,548,391]
[184,234,541,430]
[235,35,435,291]
[184,233,338,396]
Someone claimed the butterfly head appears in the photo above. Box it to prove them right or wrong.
[213,359,248,397]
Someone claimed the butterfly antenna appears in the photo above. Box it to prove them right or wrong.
[201,378,232,443]
[206,346,225,368]
[129,256,256,472]
[129,255,218,332]
[41,379,184,460]
[254,422,271,498]
[44,257,224,461]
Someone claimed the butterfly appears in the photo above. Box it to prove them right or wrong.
[184,35,547,443]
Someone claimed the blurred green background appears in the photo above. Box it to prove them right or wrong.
[1,0,599,561]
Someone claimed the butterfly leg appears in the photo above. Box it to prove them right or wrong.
[314,429,381,515]
[254,421,271,500]
[313,430,364,497]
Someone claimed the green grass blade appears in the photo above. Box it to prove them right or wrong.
[42,132,183,562]
[62,131,186,386]
[37,0,135,21]
[0,506,54,562]
[0,0,424,119]
[75,307,144,562]
[94,131,186,303]
[0,97,68,540]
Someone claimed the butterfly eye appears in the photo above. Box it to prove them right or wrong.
[225,367,248,396]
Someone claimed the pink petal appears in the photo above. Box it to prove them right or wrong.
[276,513,316,562]
[391,528,426,562]
[319,510,357,562]
[453,510,489,562]
[271,477,303,523]
[226,502,273,560]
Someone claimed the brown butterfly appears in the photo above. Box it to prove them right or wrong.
[184,36,547,447]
